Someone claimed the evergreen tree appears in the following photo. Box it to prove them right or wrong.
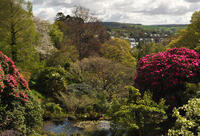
[0,0,42,72]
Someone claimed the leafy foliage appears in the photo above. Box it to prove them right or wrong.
[132,42,166,60]
[56,83,109,120]
[100,38,137,68]
[168,98,200,136]
[168,11,200,53]
[111,86,167,136]
[69,57,135,99]
[49,23,63,48]
[0,0,42,72]
[43,102,65,121]
[0,91,43,135]
[35,67,67,97]
[184,82,200,99]
[46,45,79,68]
[56,92,95,117]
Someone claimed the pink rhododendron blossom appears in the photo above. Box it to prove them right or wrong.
[135,48,200,92]
[0,51,29,103]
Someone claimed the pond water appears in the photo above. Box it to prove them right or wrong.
[43,118,112,136]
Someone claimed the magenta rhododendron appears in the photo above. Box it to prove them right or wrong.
[0,51,28,103]
[135,48,200,92]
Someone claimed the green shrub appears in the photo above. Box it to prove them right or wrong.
[35,67,67,97]
[56,83,109,119]
[168,98,200,136]
[111,86,167,136]
[56,92,95,116]
[43,102,65,121]
[184,82,200,99]
[0,90,43,135]
[68,57,134,100]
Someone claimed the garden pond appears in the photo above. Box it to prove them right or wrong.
[43,118,113,136]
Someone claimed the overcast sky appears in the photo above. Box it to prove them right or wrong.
[30,0,200,25]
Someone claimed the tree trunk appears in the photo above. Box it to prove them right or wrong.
[10,23,17,62]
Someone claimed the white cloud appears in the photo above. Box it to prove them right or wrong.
[31,0,199,24]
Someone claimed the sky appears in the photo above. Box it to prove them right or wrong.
[30,0,200,25]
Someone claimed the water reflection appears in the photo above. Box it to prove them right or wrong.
[43,118,112,136]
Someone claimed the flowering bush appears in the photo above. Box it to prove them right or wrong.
[0,51,28,103]
[134,48,200,93]
[0,52,43,135]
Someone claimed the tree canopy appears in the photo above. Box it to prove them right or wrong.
[168,11,200,53]
[55,6,110,59]
[0,0,42,72]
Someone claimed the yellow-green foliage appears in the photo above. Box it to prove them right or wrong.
[168,11,200,53]
[43,102,65,121]
[111,86,167,136]
[0,0,44,72]
[69,57,135,99]
[100,38,137,68]
[55,92,95,115]
[50,23,63,45]
[46,45,79,68]
[132,42,166,59]
[168,28,199,49]
[168,98,200,136]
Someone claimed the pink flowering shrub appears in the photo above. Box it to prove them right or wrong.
[134,48,200,93]
[0,51,28,103]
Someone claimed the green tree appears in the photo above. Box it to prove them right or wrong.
[168,98,200,136]
[0,0,42,72]
[100,38,137,68]
[132,42,166,60]
[46,45,79,69]
[168,11,200,52]
[0,91,43,135]
[111,86,167,136]
[69,57,135,99]
[49,22,63,49]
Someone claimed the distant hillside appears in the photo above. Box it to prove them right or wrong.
[102,22,187,30]
[102,22,188,46]
[102,22,142,28]
[141,24,187,32]
[102,22,187,39]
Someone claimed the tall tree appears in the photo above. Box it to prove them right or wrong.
[55,6,110,59]
[168,11,200,52]
[72,6,97,23]
[0,0,41,71]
